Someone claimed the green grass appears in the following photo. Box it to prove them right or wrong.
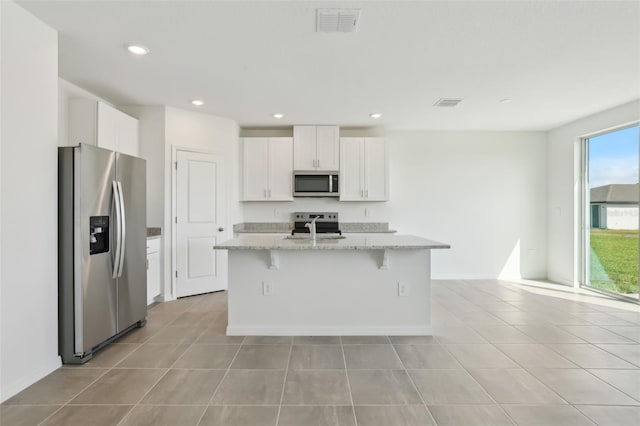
[590,229,638,294]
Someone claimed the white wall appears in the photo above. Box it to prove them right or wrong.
[122,106,166,228]
[1,1,60,401]
[547,100,639,285]
[163,107,240,299]
[243,131,548,280]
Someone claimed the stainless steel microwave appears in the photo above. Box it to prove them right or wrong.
[293,171,339,197]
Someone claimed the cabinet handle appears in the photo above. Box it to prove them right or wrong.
[264,189,267,199]
[317,159,320,168]
[268,189,272,198]
[365,189,369,198]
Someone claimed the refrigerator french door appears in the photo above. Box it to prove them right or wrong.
[59,143,146,364]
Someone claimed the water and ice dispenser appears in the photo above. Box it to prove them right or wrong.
[89,216,109,255]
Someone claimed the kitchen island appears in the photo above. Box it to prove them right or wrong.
[214,234,450,336]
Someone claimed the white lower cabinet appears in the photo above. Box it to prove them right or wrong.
[339,137,388,201]
[146,238,161,305]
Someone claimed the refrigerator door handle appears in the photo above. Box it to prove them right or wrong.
[117,181,126,278]
[112,180,122,279]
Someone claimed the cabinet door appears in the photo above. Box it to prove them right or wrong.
[117,112,139,157]
[147,250,161,304]
[68,99,98,146]
[339,138,364,201]
[293,126,317,170]
[267,138,294,201]
[96,102,119,151]
[242,138,269,200]
[364,138,388,201]
[316,125,339,170]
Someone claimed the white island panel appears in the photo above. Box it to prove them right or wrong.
[227,249,431,335]
[216,234,449,336]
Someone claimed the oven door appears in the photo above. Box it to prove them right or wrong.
[293,172,339,197]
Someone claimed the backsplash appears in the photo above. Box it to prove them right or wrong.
[234,222,394,233]
[241,198,391,223]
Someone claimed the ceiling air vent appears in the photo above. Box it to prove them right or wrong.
[434,98,463,107]
[317,8,361,33]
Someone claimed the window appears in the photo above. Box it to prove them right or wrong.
[582,125,639,301]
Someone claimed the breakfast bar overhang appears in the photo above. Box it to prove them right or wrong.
[214,235,450,336]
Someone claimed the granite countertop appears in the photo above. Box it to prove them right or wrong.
[214,234,450,250]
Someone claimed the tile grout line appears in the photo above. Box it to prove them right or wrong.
[540,339,637,369]
[387,337,438,426]
[13,286,639,424]
[580,368,640,404]
[436,325,545,425]
[69,306,188,423]
[340,336,359,426]
[115,310,212,425]
[465,323,575,408]
[458,286,629,422]
[194,326,246,426]
[594,325,640,343]
[33,331,159,426]
[274,341,294,426]
[34,366,113,426]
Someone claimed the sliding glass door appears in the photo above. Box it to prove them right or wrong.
[583,125,639,301]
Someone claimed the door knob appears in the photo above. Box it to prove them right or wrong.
[218,227,224,232]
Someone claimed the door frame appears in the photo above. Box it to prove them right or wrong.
[578,121,640,303]
[170,146,228,299]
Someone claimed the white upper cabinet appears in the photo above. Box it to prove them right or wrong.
[293,126,316,170]
[243,137,269,201]
[69,100,139,157]
[293,125,339,171]
[339,137,388,201]
[363,137,388,201]
[243,137,293,201]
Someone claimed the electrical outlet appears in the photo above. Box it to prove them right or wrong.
[398,282,409,297]
[263,282,274,296]
[364,208,370,217]
[274,209,280,217]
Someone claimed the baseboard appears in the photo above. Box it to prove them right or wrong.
[226,325,432,336]
[0,356,62,403]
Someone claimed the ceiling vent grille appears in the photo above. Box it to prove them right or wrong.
[434,98,463,107]
[317,8,361,33]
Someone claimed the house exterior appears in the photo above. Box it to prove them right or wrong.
[590,183,639,230]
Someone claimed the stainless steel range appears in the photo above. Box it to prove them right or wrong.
[291,212,341,235]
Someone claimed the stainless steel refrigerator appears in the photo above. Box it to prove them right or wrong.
[58,143,147,364]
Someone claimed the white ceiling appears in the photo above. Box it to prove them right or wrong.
[19,0,640,131]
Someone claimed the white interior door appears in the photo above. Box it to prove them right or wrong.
[176,150,227,297]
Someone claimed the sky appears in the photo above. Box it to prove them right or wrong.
[588,125,639,189]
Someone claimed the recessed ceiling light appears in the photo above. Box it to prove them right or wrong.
[499,98,513,104]
[370,113,382,119]
[191,100,204,106]
[126,44,149,55]
[273,113,284,119]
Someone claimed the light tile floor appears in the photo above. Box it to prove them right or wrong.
[2,279,639,425]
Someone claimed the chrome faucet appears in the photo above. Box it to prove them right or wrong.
[305,216,319,242]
